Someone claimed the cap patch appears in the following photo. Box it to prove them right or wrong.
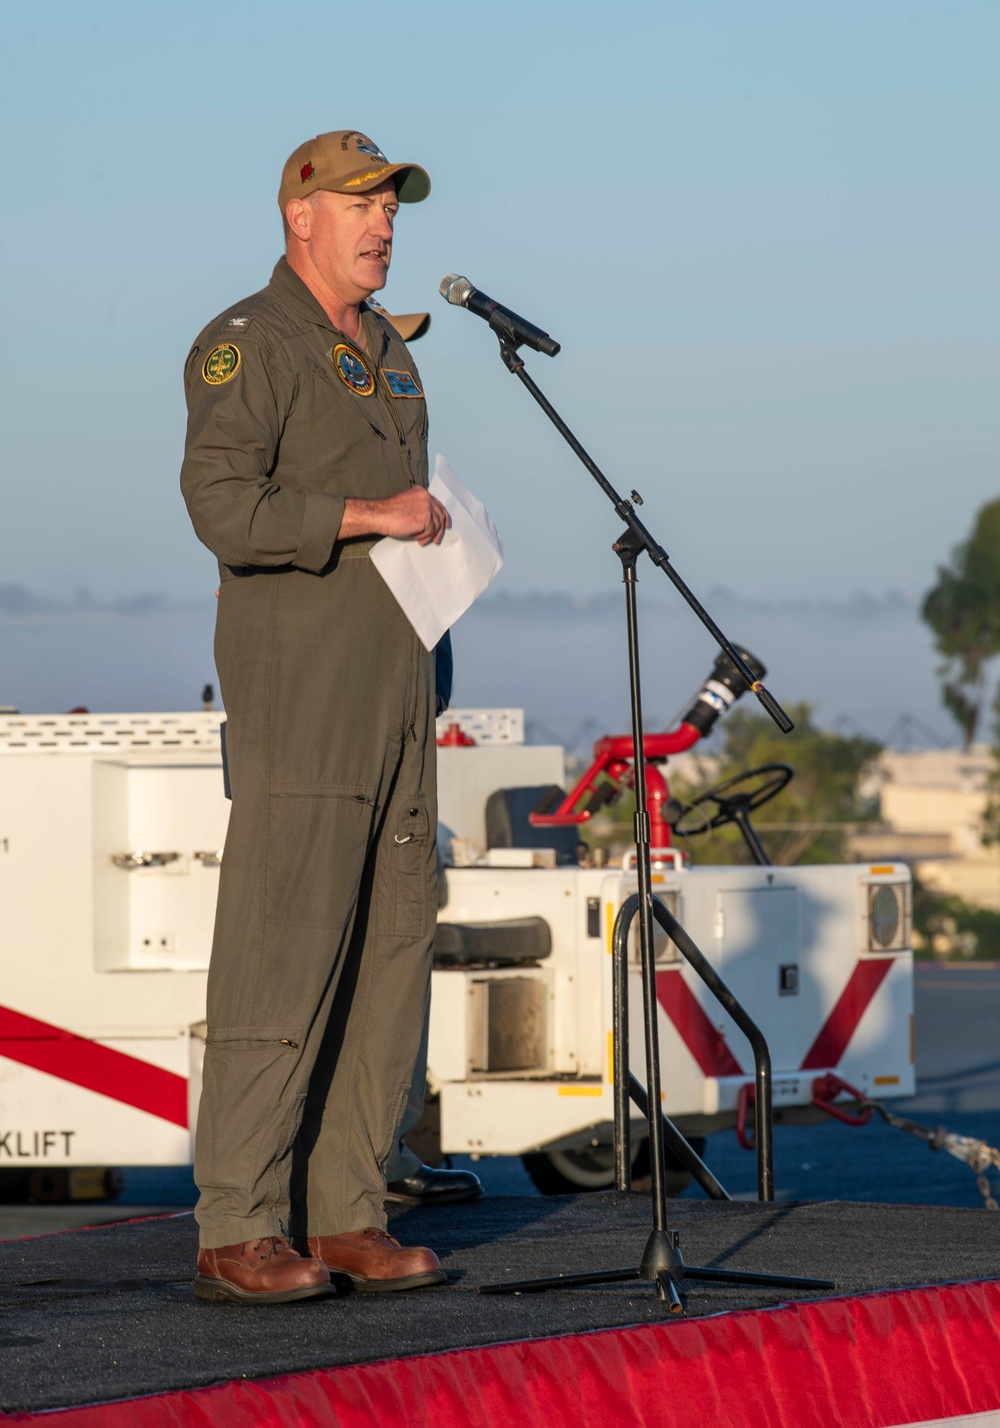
[344,165,392,188]
[332,343,375,396]
[384,369,423,399]
[300,162,315,183]
[356,140,388,161]
[202,344,242,386]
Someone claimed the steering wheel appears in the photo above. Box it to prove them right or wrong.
[669,763,794,838]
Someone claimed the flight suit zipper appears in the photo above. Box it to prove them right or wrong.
[406,614,427,741]
[405,629,419,741]
[338,333,423,742]
[342,334,414,487]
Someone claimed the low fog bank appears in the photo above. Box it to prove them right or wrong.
[0,589,953,749]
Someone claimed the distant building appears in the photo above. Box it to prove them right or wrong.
[853,746,1000,910]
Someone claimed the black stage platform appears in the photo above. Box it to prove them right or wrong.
[3,1194,1000,1417]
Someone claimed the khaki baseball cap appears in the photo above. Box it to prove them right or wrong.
[278,130,431,212]
[367,298,430,342]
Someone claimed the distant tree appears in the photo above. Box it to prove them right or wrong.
[921,499,1000,749]
[980,680,1000,848]
[669,702,882,866]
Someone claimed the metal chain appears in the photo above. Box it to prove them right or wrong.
[856,1097,1000,1211]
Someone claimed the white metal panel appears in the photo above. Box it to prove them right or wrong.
[714,886,819,1067]
[437,745,564,847]
[836,954,915,1096]
[703,1072,814,1116]
[440,1079,612,1156]
[93,763,230,971]
[0,1056,191,1166]
[427,972,470,1085]
[0,746,212,1043]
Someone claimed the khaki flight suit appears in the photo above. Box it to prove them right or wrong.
[181,258,436,1249]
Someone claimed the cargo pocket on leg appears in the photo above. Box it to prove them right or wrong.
[388,800,430,938]
[377,1080,412,1174]
[265,787,376,928]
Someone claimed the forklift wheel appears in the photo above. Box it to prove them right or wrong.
[0,1170,31,1204]
[521,1139,705,1196]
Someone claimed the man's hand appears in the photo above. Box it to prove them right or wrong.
[339,488,450,546]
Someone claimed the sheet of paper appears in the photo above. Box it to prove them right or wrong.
[369,454,504,650]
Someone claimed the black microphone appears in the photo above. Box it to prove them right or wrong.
[438,274,561,357]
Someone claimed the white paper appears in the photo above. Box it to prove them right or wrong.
[369,454,504,650]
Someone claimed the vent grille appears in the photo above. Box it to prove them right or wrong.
[436,708,525,745]
[0,712,224,754]
[867,881,910,953]
[470,977,546,1074]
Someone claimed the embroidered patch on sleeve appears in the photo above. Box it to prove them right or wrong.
[202,344,242,385]
[383,369,424,399]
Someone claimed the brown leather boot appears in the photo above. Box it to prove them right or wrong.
[305,1227,446,1292]
[196,1236,332,1304]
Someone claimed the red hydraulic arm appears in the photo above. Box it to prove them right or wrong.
[529,647,765,849]
[529,723,702,848]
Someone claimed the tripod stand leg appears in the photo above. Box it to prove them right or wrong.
[478,1266,642,1295]
[655,1269,685,1314]
[684,1265,836,1291]
[628,1073,731,1201]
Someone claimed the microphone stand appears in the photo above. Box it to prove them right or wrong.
[477,312,835,1311]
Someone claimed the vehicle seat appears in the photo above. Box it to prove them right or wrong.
[433,917,552,968]
[485,785,581,864]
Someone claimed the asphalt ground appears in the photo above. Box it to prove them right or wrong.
[2,960,998,1237]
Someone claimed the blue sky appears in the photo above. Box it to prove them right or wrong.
[2,0,997,622]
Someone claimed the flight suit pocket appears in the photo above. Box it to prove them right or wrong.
[387,800,431,939]
[206,1024,303,1050]
[265,788,376,928]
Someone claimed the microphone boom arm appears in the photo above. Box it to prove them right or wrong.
[491,333,793,733]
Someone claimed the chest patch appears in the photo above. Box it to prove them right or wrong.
[332,343,375,396]
[384,369,424,399]
[202,344,242,385]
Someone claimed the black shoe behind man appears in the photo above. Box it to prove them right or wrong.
[385,1162,483,1206]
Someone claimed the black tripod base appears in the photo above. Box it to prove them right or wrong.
[478,1263,686,1314]
[682,1266,835,1290]
[478,1226,835,1313]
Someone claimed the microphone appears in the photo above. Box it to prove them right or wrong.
[438,274,561,357]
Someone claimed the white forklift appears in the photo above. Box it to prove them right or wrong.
[0,645,913,1203]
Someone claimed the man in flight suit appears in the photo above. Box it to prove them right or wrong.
[181,130,452,1303]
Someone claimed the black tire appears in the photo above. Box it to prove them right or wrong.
[0,1170,32,1204]
[522,1137,706,1196]
[3,1168,125,1205]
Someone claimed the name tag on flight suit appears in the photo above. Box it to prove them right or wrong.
[383,370,423,399]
